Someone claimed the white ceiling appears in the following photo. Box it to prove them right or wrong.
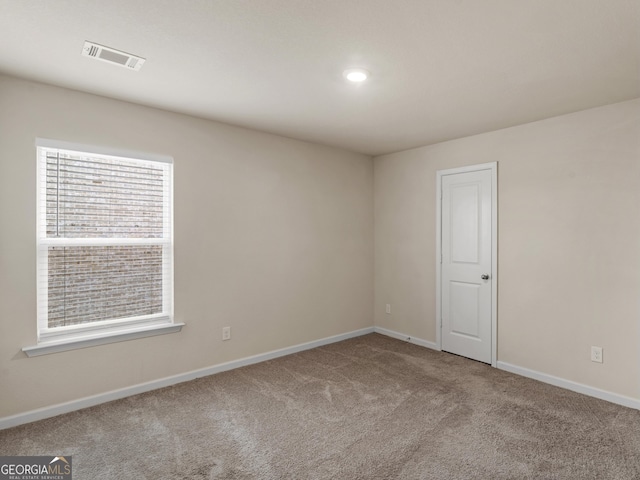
[0,0,638,156]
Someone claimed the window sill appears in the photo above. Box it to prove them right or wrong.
[22,322,185,357]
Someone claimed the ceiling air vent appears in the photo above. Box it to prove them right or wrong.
[82,41,145,71]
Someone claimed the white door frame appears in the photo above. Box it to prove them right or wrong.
[436,162,498,367]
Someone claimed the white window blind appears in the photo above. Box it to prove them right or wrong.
[36,141,174,341]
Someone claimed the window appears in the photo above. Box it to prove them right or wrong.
[24,140,181,356]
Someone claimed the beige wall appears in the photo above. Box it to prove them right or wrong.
[0,75,374,418]
[374,98,640,400]
[1,71,638,419]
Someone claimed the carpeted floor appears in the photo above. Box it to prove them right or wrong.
[1,333,639,479]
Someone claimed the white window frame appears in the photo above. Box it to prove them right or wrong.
[23,139,183,357]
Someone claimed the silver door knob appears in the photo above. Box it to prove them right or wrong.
[481,274,490,280]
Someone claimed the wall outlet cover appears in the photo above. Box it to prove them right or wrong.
[590,346,603,363]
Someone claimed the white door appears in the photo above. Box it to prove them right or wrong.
[440,167,494,364]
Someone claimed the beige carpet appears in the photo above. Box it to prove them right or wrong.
[1,333,639,479]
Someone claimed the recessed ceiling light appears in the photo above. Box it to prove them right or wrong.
[343,68,370,83]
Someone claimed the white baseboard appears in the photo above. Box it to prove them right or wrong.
[0,327,375,430]
[497,361,640,410]
[6,328,634,430]
[373,328,639,411]
[374,326,439,351]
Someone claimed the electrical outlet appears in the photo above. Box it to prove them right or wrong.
[386,304,391,314]
[222,326,231,341]
[591,346,603,363]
